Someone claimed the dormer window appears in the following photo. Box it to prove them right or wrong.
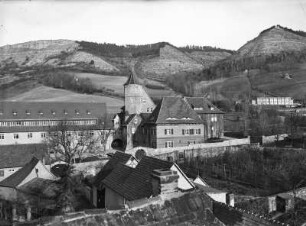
[51,110,56,115]
[12,111,17,116]
[0,111,3,115]
[64,110,68,115]
[39,111,43,115]
[75,110,79,115]
[87,110,91,115]
[210,107,214,110]
[26,110,31,115]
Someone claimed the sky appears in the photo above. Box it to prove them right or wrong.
[0,0,306,50]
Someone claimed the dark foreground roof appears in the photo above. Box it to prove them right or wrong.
[0,144,48,169]
[103,156,173,201]
[0,157,39,188]
[34,190,283,226]
[146,96,203,125]
[93,151,132,187]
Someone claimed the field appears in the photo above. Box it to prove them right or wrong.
[249,68,306,99]
[72,72,127,95]
[6,86,123,113]
[195,73,251,100]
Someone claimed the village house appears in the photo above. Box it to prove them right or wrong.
[0,144,48,182]
[113,73,224,151]
[0,157,57,222]
[0,101,110,148]
[91,151,233,210]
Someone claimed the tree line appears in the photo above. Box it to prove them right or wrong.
[185,147,306,195]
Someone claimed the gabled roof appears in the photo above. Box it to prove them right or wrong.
[0,101,107,121]
[184,97,223,114]
[146,97,203,125]
[0,157,39,188]
[103,156,173,201]
[93,151,133,187]
[124,73,137,86]
[0,144,48,169]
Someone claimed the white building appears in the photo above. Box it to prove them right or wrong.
[0,101,109,146]
[252,97,294,106]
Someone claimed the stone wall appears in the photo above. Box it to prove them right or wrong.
[128,137,250,161]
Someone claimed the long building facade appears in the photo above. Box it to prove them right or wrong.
[0,102,108,146]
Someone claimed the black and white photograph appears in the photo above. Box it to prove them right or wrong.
[0,0,306,225]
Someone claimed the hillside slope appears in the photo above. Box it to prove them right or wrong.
[135,44,204,82]
[235,25,306,59]
[193,25,306,100]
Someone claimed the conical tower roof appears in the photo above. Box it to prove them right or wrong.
[124,73,137,86]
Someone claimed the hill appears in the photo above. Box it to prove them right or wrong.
[0,39,233,104]
[190,25,306,101]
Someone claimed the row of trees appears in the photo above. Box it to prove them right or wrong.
[185,147,306,195]
[38,70,95,94]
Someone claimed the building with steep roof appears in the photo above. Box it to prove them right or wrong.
[0,101,108,146]
[115,73,224,150]
[0,144,48,182]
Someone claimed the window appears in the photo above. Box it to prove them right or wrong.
[132,127,136,134]
[27,133,33,139]
[196,129,201,135]
[165,141,174,148]
[0,134,4,139]
[182,129,185,135]
[41,133,46,138]
[190,129,194,135]
[147,108,150,112]
[164,129,174,135]
[14,134,19,139]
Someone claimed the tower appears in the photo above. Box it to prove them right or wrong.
[124,73,156,115]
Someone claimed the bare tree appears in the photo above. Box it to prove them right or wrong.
[45,117,112,213]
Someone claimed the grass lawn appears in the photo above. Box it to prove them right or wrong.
[6,85,123,114]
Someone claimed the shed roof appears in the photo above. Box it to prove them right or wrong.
[103,156,173,200]
[93,151,133,187]
[0,157,39,188]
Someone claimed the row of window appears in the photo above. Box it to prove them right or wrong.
[0,132,47,140]
[164,128,202,135]
[0,120,97,127]
[164,140,198,148]
[0,130,96,141]
[0,110,92,116]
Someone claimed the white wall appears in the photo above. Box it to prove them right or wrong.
[0,131,45,145]
[17,161,56,187]
[207,192,227,204]
[170,164,194,191]
[0,167,22,182]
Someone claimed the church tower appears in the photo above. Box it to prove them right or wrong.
[124,73,156,115]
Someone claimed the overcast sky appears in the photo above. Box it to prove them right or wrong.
[0,0,306,50]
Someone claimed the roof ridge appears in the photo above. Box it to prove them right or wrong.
[0,157,40,188]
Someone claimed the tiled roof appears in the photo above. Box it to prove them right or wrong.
[0,144,48,169]
[0,157,39,188]
[184,97,223,114]
[103,156,173,201]
[93,151,133,187]
[0,101,107,120]
[124,73,137,86]
[146,97,203,125]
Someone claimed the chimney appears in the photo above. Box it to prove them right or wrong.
[268,196,276,213]
[226,193,235,207]
[151,169,179,196]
